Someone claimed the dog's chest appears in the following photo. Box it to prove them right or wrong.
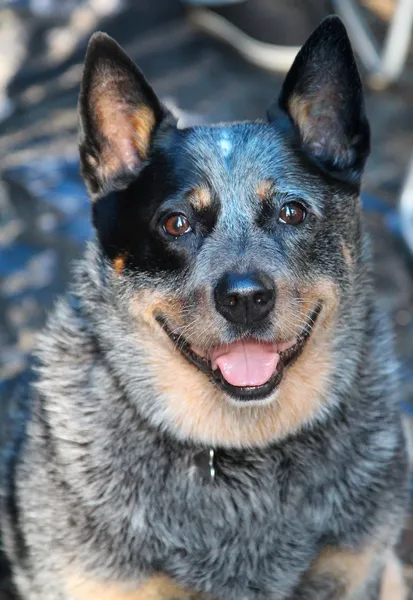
[104,447,318,599]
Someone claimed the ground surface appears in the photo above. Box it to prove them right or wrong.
[0,0,413,597]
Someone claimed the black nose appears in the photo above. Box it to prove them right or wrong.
[214,271,276,325]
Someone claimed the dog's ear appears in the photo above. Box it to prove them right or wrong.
[270,16,370,182]
[79,32,175,199]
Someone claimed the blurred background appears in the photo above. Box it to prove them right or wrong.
[0,0,413,596]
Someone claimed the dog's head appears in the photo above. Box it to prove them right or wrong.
[78,17,370,446]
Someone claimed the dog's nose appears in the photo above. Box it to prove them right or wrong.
[214,272,275,325]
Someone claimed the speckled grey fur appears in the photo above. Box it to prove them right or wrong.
[1,18,410,600]
[0,217,410,600]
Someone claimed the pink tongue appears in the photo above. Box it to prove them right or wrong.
[211,341,280,387]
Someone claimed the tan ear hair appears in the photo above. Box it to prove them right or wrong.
[79,32,174,198]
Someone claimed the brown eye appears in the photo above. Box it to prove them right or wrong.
[278,202,307,225]
[163,214,192,237]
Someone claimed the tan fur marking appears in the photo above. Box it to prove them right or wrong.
[311,545,377,597]
[93,93,138,178]
[129,280,338,448]
[67,573,202,600]
[188,188,212,211]
[131,105,156,160]
[310,538,406,600]
[342,244,352,267]
[288,94,313,144]
[380,553,406,600]
[131,290,183,331]
[288,92,340,148]
[113,255,126,276]
[89,96,156,188]
[256,180,273,201]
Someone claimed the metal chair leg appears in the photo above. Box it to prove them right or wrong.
[399,157,413,257]
[331,0,413,88]
[376,0,413,87]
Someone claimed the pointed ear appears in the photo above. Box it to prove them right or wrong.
[271,16,370,182]
[79,32,175,199]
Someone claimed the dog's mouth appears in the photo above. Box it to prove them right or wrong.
[156,303,322,402]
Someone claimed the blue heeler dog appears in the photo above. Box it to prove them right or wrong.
[0,15,410,600]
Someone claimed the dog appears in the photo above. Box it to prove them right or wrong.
[0,15,410,600]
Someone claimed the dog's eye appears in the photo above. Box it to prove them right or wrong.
[278,202,307,225]
[163,214,192,237]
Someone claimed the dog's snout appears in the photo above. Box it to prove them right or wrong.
[214,272,275,325]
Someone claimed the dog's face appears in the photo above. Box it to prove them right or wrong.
[78,18,370,443]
